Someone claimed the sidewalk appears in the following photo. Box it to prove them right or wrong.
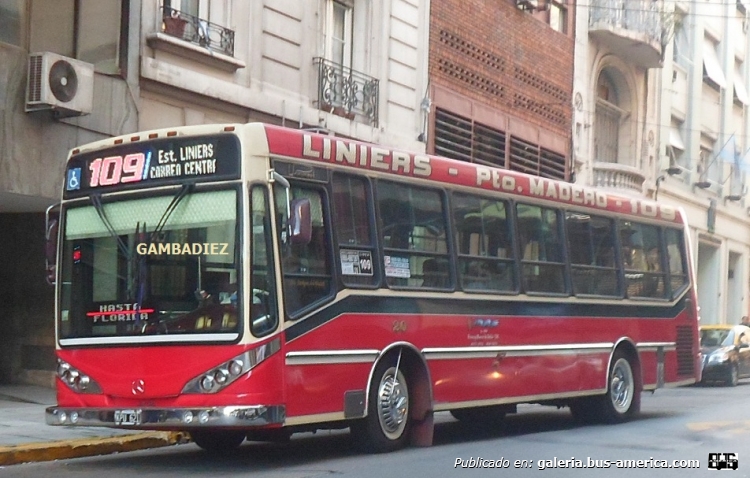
[0,385,184,466]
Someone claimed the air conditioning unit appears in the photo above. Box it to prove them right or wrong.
[25,52,94,117]
[516,0,539,11]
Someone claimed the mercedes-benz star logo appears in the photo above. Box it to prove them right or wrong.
[131,379,145,395]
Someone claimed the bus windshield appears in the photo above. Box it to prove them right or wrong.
[58,187,241,344]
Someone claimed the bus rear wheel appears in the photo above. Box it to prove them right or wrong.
[352,360,411,453]
[600,352,637,423]
[190,430,246,452]
[570,351,638,424]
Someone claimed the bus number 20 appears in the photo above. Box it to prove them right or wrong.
[89,153,146,187]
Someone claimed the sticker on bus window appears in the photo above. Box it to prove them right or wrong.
[340,249,373,276]
[384,255,411,278]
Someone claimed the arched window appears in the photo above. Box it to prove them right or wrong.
[594,68,631,166]
[595,71,620,163]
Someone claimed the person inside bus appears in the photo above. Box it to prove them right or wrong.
[643,246,663,297]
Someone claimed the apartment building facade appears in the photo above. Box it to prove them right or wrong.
[0,0,430,384]
[426,0,575,181]
[574,0,750,325]
[657,0,750,325]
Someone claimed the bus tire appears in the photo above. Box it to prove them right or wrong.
[190,430,246,452]
[599,351,637,423]
[352,360,411,453]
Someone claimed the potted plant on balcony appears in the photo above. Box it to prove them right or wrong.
[162,10,188,39]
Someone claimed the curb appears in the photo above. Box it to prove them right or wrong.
[0,431,187,466]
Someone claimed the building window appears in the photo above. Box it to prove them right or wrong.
[0,0,21,46]
[29,0,127,75]
[668,117,686,170]
[548,1,567,34]
[327,0,353,68]
[734,60,749,106]
[594,69,629,164]
[703,37,727,90]
[672,12,688,66]
[168,0,202,18]
[595,106,620,163]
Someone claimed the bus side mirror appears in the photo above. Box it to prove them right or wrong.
[45,205,60,286]
[289,198,312,245]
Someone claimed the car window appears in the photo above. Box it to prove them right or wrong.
[700,328,732,347]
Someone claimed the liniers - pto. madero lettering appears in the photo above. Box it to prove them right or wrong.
[136,242,230,255]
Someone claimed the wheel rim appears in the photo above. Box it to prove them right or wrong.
[609,358,634,413]
[376,367,409,440]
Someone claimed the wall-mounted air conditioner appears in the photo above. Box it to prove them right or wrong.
[25,52,94,117]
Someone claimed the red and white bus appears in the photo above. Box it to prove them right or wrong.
[46,123,701,452]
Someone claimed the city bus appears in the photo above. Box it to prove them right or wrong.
[45,122,701,453]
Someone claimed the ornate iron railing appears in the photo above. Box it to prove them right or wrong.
[313,57,379,125]
[589,0,662,46]
[160,5,235,57]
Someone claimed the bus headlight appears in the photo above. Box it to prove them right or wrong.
[182,338,280,394]
[55,358,102,394]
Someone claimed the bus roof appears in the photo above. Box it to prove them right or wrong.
[63,122,683,225]
[263,124,683,224]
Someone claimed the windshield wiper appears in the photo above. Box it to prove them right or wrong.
[91,194,131,259]
[150,183,193,242]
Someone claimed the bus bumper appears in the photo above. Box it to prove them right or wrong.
[45,405,285,428]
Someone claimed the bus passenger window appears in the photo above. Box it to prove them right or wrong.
[275,184,333,318]
[332,174,377,287]
[565,212,619,296]
[620,222,666,299]
[516,203,565,294]
[452,193,516,292]
[377,181,450,289]
[664,228,688,297]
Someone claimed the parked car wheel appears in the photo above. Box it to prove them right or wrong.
[727,364,739,387]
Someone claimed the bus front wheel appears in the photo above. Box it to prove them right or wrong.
[352,360,411,453]
[190,430,246,453]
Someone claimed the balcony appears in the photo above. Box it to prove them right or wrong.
[592,162,646,195]
[159,6,235,56]
[314,58,379,125]
[588,0,663,69]
[146,6,243,72]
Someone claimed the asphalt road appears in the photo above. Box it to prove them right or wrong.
[3,381,749,478]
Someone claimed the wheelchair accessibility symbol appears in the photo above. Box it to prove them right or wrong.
[66,168,81,191]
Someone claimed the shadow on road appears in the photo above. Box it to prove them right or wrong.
[56,403,687,473]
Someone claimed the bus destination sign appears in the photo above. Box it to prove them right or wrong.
[64,134,241,197]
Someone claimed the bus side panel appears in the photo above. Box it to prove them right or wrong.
[282,307,695,417]
[284,362,372,418]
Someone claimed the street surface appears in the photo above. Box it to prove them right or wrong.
[2,382,749,478]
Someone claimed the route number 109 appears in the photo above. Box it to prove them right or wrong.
[89,153,147,187]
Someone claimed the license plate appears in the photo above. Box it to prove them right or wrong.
[114,409,142,426]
